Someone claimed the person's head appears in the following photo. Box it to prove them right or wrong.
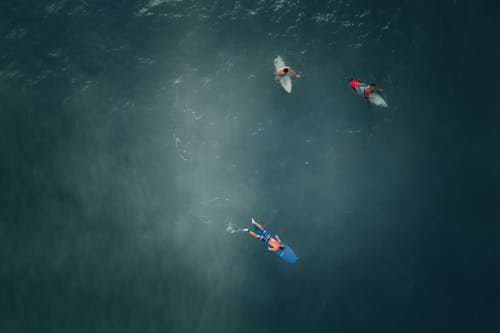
[283,68,289,73]
[279,245,285,250]
[349,78,358,88]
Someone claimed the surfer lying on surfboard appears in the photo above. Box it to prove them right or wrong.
[348,78,382,98]
[274,66,300,79]
[243,218,284,252]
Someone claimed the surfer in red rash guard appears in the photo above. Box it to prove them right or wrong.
[348,78,382,98]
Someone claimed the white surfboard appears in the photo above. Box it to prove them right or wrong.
[354,83,388,108]
[368,92,388,108]
[274,56,292,93]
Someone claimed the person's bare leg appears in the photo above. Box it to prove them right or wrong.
[251,218,264,231]
[247,230,260,239]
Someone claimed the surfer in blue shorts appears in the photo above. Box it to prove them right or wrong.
[243,218,284,252]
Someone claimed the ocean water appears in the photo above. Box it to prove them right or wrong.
[1,1,499,332]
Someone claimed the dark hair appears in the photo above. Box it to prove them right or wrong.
[279,245,285,250]
[283,68,289,73]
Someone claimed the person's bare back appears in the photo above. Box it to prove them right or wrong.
[274,66,300,78]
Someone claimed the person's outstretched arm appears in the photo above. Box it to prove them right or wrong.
[369,83,382,92]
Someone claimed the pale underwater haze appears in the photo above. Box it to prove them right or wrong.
[1,0,499,332]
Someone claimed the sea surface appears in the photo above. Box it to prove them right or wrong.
[1,0,499,332]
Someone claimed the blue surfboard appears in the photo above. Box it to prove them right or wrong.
[253,226,298,264]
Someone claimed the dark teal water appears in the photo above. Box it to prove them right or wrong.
[1,1,499,332]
